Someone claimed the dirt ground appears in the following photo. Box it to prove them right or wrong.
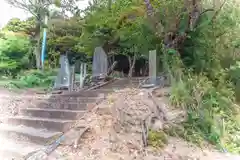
[0,88,48,118]
[49,88,240,160]
[1,87,240,160]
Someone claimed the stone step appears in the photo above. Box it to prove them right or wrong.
[116,77,146,81]
[91,88,115,93]
[112,80,141,85]
[60,90,103,97]
[129,77,147,80]
[0,124,62,145]
[29,101,94,111]
[20,108,85,120]
[0,150,23,160]
[4,95,100,103]
[2,116,74,131]
[112,83,139,86]
[99,84,139,89]
[0,137,43,159]
[98,79,142,89]
[100,80,139,86]
[35,96,99,103]
[0,95,100,101]
[27,98,98,107]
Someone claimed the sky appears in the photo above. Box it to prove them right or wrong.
[0,0,90,28]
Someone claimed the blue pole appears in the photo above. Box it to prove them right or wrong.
[41,15,48,70]
[41,30,47,69]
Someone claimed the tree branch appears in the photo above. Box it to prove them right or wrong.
[211,0,227,23]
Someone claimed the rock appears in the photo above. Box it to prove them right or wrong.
[12,109,18,116]
[51,90,63,94]
[109,131,118,143]
[167,110,187,124]
[74,127,89,148]
[144,155,160,160]
[60,126,89,147]
[26,150,48,160]
[151,119,163,131]
[113,122,122,133]
[97,105,112,115]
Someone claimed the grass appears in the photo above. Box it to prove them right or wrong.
[148,130,168,148]
[0,69,58,90]
[168,72,240,154]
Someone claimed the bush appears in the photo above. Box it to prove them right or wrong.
[0,32,30,76]
[228,61,240,102]
[167,55,240,153]
[148,130,168,148]
[162,0,240,153]
[8,69,57,89]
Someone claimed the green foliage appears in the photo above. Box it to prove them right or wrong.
[2,17,36,35]
[3,18,26,32]
[81,0,157,57]
[228,61,240,102]
[2,15,85,69]
[148,130,168,148]
[6,69,57,89]
[0,33,30,76]
[164,124,204,145]
[168,56,240,153]
[161,0,240,153]
[47,17,85,67]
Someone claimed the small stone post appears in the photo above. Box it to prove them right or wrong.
[69,65,75,91]
[149,50,157,84]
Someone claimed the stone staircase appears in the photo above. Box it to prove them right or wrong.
[98,77,146,90]
[0,78,144,159]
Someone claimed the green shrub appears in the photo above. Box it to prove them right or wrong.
[167,56,240,153]
[0,33,30,76]
[162,0,240,153]
[228,61,240,102]
[148,130,168,148]
[8,69,57,89]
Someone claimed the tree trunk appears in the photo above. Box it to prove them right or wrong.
[34,35,41,69]
[108,0,112,11]
[128,54,136,78]
[33,25,41,69]
[107,61,117,76]
[29,46,35,68]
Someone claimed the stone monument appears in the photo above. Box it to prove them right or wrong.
[53,53,71,90]
[92,46,108,80]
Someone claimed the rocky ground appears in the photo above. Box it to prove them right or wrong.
[49,88,240,160]
[0,88,49,118]
[0,87,240,160]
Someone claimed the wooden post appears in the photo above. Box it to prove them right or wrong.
[128,54,136,78]
[149,50,157,84]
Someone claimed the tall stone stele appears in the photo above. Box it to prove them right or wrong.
[92,46,108,79]
[53,53,71,90]
[149,50,157,84]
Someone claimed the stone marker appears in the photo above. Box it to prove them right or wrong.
[79,63,87,88]
[92,47,108,78]
[149,50,157,85]
[53,53,71,90]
